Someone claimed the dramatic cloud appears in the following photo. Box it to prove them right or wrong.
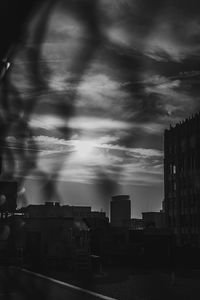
[4,0,200,215]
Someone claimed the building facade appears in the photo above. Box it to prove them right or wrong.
[142,212,165,229]
[164,113,200,246]
[20,202,108,230]
[129,218,144,230]
[110,195,131,227]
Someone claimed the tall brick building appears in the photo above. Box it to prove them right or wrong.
[164,113,200,246]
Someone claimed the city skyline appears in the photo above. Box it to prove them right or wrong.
[2,0,200,217]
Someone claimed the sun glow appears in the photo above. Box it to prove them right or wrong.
[74,140,96,159]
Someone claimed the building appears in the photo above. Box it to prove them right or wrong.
[142,212,165,229]
[0,181,17,213]
[85,211,109,229]
[164,113,200,246]
[21,202,92,218]
[21,202,72,218]
[71,206,91,218]
[129,218,144,230]
[16,202,109,270]
[110,195,131,227]
[20,202,108,231]
[11,209,92,270]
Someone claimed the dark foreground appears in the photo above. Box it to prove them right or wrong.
[45,266,200,300]
[1,266,200,300]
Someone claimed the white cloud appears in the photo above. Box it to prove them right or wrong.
[29,114,130,131]
[68,116,130,130]
[4,130,164,187]
[76,73,131,115]
[33,135,163,186]
[143,17,200,62]
[143,74,197,119]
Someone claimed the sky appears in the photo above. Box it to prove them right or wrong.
[2,0,200,217]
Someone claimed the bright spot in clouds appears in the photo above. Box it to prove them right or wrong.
[73,140,96,160]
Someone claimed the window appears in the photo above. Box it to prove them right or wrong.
[173,165,176,174]
[169,163,176,175]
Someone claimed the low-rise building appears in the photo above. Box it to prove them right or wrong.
[129,218,144,230]
[142,212,166,229]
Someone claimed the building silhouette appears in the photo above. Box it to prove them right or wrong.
[164,113,200,246]
[110,195,131,227]
[20,202,108,228]
[129,218,143,230]
[142,212,165,229]
[0,181,17,213]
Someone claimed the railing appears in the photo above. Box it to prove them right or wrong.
[1,267,117,300]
